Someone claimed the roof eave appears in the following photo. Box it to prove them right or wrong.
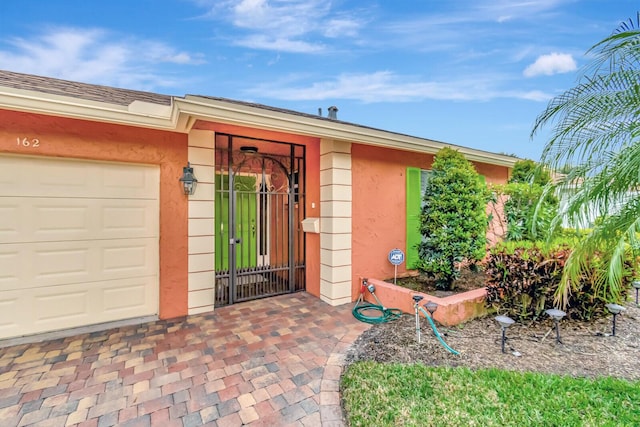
[176,96,519,167]
[0,85,518,168]
[0,86,178,130]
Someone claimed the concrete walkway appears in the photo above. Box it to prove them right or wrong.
[0,293,370,426]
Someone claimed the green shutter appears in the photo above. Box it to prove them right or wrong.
[406,167,422,269]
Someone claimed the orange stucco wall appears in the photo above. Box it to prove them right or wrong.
[193,121,322,297]
[351,144,510,299]
[0,109,189,319]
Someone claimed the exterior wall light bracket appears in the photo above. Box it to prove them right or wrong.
[180,162,198,195]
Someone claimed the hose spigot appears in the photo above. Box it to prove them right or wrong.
[360,278,368,294]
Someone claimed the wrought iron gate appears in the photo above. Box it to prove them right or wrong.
[214,134,306,306]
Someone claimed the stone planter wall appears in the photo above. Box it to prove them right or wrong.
[363,278,488,326]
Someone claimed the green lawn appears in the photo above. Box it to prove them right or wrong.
[341,362,640,427]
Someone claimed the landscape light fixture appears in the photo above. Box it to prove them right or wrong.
[179,162,198,195]
[545,308,566,344]
[633,281,640,305]
[605,303,626,336]
[495,315,515,354]
[425,301,438,316]
[412,295,424,344]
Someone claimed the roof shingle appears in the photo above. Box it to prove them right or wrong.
[0,69,172,106]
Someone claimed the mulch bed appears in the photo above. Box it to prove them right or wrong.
[346,299,640,380]
[392,267,487,297]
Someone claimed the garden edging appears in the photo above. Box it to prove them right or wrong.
[364,278,488,326]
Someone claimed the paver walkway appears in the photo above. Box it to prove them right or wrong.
[0,292,370,426]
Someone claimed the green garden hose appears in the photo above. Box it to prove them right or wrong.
[418,306,460,355]
[352,280,402,324]
[352,298,403,324]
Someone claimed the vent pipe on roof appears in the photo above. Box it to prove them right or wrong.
[318,107,322,116]
[328,106,338,120]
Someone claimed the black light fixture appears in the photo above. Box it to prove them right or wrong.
[412,295,424,344]
[633,281,640,305]
[545,308,566,344]
[495,315,515,354]
[240,146,259,154]
[605,303,625,336]
[179,162,198,195]
[425,301,438,316]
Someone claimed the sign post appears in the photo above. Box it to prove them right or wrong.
[388,248,405,285]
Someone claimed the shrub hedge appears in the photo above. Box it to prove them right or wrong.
[485,239,632,321]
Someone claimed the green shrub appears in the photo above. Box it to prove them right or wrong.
[500,160,558,241]
[509,159,550,186]
[485,239,631,321]
[503,183,558,241]
[418,148,488,290]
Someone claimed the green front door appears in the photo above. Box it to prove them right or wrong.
[215,174,258,271]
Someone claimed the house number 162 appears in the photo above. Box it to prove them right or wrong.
[17,137,40,148]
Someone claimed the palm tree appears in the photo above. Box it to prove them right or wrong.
[532,13,640,307]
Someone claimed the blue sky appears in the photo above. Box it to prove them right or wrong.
[0,1,636,160]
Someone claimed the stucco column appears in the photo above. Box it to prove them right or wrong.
[187,130,216,314]
[319,139,352,306]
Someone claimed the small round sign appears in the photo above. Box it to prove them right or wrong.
[388,248,405,266]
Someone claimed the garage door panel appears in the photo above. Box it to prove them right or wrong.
[103,243,156,274]
[0,239,158,291]
[36,247,90,280]
[103,283,149,313]
[35,290,89,323]
[103,165,158,197]
[0,157,97,198]
[0,198,158,243]
[0,248,21,284]
[102,204,158,235]
[34,278,157,329]
[0,155,160,340]
[0,276,157,337]
[0,296,20,331]
[36,205,89,235]
[0,156,159,199]
[0,204,20,241]
[37,162,92,194]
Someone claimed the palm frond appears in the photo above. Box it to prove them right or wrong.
[534,14,640,307]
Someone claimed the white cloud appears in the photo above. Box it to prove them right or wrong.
[247,71,553,103]
[140,42,205,65]
[508,89,552,102]
[231,0,327,35]
[523,52,577,77]
[324,18,362,38]
[196,0,365,53]
[479,0,570,21]
[0,27,203,90]
[235,35,325,53]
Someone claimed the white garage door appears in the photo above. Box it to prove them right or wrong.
[0,155,159,339]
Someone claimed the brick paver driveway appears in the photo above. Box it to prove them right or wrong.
[0,293,370,426]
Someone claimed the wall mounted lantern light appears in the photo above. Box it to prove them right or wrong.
[179,162,198,195]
